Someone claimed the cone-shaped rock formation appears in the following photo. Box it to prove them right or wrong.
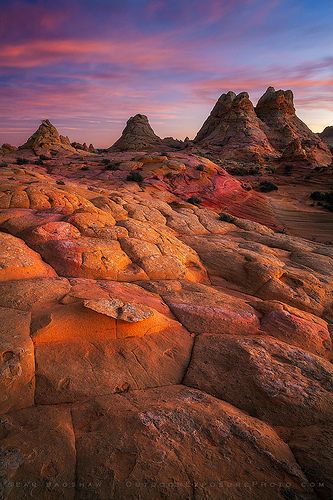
[319,126,333,149]
[194,91,278,161]
[19,120,77,154]
[256,87,331,165]
[111,114,162,151]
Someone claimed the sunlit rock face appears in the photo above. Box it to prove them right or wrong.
[0,143,332,499]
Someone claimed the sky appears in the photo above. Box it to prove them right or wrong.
[0,0,332,147]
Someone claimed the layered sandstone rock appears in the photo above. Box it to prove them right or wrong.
[0,143,17,154]
[111,114,163,151]
[0,151,332,497]
[256,87,332,165]
[19,119,78,154]
[194,91,278,161]
[194,87,332,165]
[320,125,333,149]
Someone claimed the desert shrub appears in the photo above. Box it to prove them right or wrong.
[105,163,119,171]
[310,191,325,201]
[0,162,8,168]
[39,154,50,161]
[310,191,333,203]
[283,165,293,175]
[258,181,278,193]
[196,164,205,171]
[102,158,111,165]
[187,196,201,206]
[325,192,333,204]
[34,159,44,165]
[229,166,260,176]
[16,157,29,165]
[81,166,89,171]
[219,212,236,223]
[165,172,174,179]
[56,180,65,185]
[126,171,143,182]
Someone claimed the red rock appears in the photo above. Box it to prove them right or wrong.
[184,335,333,426]
[194,91,278,162]
[0,307,34,415]
[0,405,76,499]
[0,232,56,281]
[111,114,163,151]
[19,119,78,155]
[256,87,332,165]
[71,385,313,499]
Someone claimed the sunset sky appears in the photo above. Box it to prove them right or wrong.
[1,0,332,147]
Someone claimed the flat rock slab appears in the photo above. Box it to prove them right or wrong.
[0,307,34,415]
[184,334,333,426]
[84,298,153,322]
[71,385,313,499]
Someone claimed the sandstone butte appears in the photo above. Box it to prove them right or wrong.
[0,87,333,500]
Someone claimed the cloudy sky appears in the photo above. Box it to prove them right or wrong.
[0,0,332,147]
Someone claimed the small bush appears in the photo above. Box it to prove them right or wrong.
[258,181,278,193]
[187,196,201,206]
[34,159,44,165]
[310,191,333,203]
[81,166,89,171]
[102,158,111,165]
[310,191,326,201]
[105,163,120,171]
[39,154,50,161]
[0,162,8,168]
[165,172,174,179]
[196,164,205,171]
[16,157,29,165]
[219,212,236,224]
[126,171,144,182]
[229,166,260,176]
[283,165,293,175]
[56,180,65,185]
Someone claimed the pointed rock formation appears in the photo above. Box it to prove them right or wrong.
[0,143,17,154]
[256,87,332,165]
[194,91,278,161]
[19,120,77,155]
[162,136,184,149]
[110,114,163,151]
[319,126,333,149]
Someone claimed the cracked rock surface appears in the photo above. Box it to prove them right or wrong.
[0,149,332,499]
